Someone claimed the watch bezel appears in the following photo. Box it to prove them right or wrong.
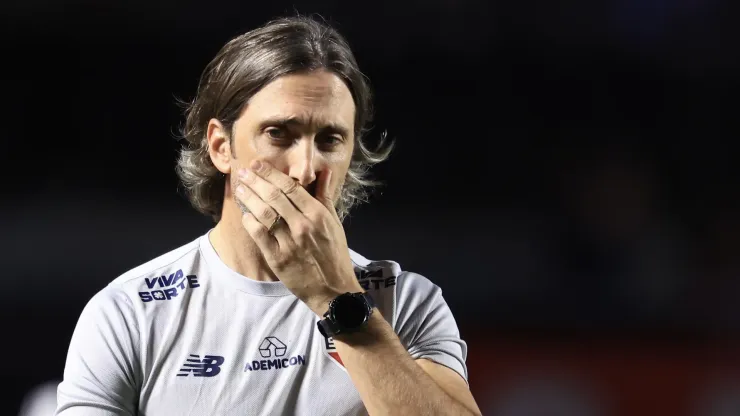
[317,292,374,338]
[328,292,371,330]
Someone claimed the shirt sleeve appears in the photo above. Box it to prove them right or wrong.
[393,271,469,382]
[56,287,141,415]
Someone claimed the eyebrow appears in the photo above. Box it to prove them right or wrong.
[258,116,351,138]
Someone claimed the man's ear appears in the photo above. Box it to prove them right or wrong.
[207,118,232,174]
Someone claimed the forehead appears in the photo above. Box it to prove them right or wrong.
[243,71,355,133]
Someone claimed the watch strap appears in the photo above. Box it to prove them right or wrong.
[360,292,376,310]
[317,315,340,338]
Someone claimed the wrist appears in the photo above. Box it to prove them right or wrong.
[304,283,363,316]
[305,292,340,317]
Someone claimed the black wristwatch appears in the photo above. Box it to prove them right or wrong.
[317,292,375,338]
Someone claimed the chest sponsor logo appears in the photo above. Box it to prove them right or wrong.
[177,354,224,377]
[244,337,307,372]
[138,269,200,302]
[355,267,396,291]
[324,336,344,367]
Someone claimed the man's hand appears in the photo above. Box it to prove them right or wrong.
[236,160,481,415]
[235,160,363,315]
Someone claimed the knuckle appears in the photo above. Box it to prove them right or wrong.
[283,180,299,195]
[293,221,313,239]
[244,214,266,235]
[250,222,264,234]
[265,187,283,202]
[254,222,270,237]
[258,206,275,221]
[272,255,289,270]
[292,223,307,238]
[305,211,323,224]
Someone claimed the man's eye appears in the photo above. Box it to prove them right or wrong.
[266,128,288,140]
[319,136,342,146]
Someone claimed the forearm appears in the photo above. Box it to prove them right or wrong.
[333,311,477,416]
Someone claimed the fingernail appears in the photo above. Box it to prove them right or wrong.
[236,186,245,195]
[238,168,247,179]
[250,160,262,171]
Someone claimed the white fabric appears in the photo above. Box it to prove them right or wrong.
[56,231,467,416]
[19,381,60,416]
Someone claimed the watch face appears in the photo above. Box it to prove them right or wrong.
[331,294,368,329]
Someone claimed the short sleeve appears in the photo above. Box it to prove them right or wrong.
[393,272,468,382]
[56,287,141,415]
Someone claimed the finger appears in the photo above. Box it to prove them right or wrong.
[238,166,302,221]
[238,165,308,227]
[236,185,294,248]
[315,169,341,224]
[241,213,281,260]
[235,184,280,229]
[315,169,334,208]
[248,160,320,214]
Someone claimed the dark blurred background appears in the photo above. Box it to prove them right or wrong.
[2,0,738,415]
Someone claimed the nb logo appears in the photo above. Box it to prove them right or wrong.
[177,354,224,377]
[259,336,287,358]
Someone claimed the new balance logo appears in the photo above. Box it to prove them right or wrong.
[177,354,224,377]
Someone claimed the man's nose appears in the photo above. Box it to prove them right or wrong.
[287,139,318,187]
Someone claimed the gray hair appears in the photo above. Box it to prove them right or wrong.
[176,15,392,222]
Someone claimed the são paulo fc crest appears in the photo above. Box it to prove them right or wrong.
[324,337,344,368]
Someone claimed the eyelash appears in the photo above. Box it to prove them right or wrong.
[265,128,342,146]
[322,136,342,145]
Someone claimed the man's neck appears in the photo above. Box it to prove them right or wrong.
[208,204,280,282]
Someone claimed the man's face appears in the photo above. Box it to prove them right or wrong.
[226,71,356,212]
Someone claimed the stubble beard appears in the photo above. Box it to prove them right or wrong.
[230,172,250,215]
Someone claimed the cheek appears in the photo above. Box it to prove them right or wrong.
[331,153,352,190]
[323,153,347,169]
[235,136,286,171]
[241,135,280,158]
[325,144,353,169]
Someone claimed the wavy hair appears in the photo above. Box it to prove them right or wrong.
[176,16,393,222]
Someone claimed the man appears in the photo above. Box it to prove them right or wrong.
[56,16,481,416]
